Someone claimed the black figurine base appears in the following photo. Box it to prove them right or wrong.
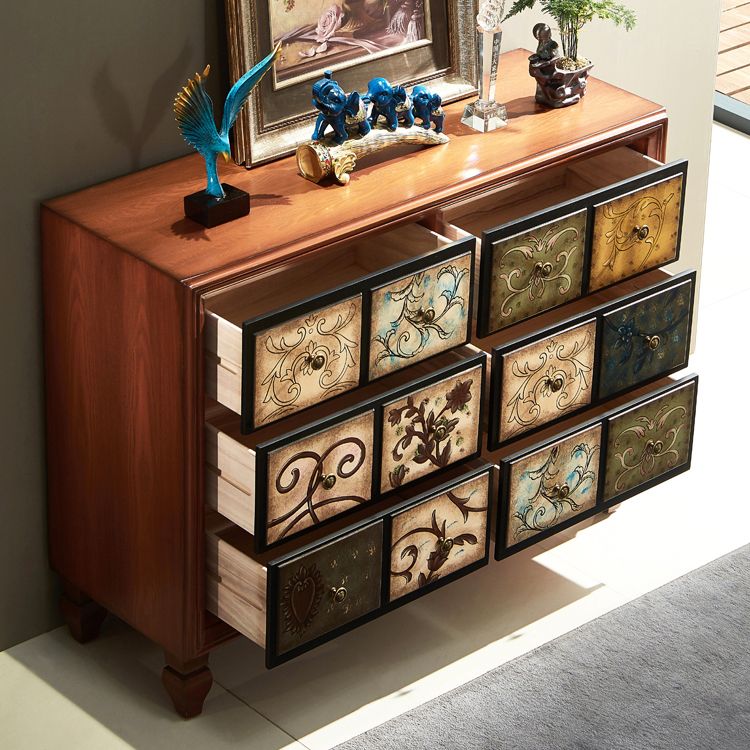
[184,184,250,228]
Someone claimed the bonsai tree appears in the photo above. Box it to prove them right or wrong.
[504,0,636,67]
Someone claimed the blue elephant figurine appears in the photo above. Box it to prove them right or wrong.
[365,77,413,132]
[411,85,444,134]
[311,71,371,144]
[394,86,415,128]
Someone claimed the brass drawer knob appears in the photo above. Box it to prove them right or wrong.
[534,261,553,277]
[321,474,337,490]
[645,439,664,455]
[645,334,661,351]
[415,307,436,324]
[547,375,565,393]
[634,225,650,241]
[308,354,326,371]
[552,483,570,499]
[439,538,454,554]
[331,586,348,603]
[434,424,448,440]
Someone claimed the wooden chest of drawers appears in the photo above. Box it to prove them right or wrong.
[41,51,699,718]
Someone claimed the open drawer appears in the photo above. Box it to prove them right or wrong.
[438,147,687,337]
[205,347,486,552]
[492,373,698,559]
[203,223,475,433]
[206,462,494,668]
[480,268,696,450]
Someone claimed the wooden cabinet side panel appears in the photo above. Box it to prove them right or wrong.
[42,209,197,658]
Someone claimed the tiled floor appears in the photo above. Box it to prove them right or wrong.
[2,124,749,750]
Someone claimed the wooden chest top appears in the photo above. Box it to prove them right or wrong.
[42,50,664,290]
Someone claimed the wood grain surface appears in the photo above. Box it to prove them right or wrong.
[41,50,669,676]
[42,208,211,659]
[43,50,666,290]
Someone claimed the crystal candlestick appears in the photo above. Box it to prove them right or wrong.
[461,0,508,133]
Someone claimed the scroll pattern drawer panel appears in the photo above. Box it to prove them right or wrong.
[598,277,693,399]
[368,253,473,380]
[206,351,485,552]
[495,374,698,559]
[487,270,696,449]
[205,227,475,434]
[589,172,685,292]
[252,295,363,428]
[207,463,494,668]
[463,156,687,337]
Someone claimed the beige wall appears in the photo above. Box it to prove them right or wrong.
[500,0,722,345]
[0,1,720,650]
[0,0,224,651]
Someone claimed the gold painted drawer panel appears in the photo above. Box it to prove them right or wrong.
[589,173,684,292]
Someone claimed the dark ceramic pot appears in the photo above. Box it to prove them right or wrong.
[529,58,595,108]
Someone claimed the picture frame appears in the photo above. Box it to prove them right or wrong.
[225,0,479,167]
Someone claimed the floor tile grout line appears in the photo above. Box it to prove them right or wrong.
[215,680,314,750]
[697,286,750,311]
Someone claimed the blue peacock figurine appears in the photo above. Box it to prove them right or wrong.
[174,44,280,225]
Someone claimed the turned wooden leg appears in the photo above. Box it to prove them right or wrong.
[162,652,213,719]
[59,581,108,643]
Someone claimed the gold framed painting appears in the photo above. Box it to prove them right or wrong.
[226,0,479,166]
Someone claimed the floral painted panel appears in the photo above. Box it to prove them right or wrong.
[498,319,596,443]
[598,279,691,399]
[603,380,696,501]
[276,522,382,656]
[380,365,482,493]
[506,424,601,548]
[253,295,362,427]
[589,173,683,291]
[368,252,472,379]
[266,411,375,545]
[389,472,489,602]
[487,209,587,332]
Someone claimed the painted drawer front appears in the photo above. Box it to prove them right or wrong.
[264,411,375,547]
[251,295,362,429]
[495,318,596,444]
[368,252,473,380]
[389,471,490,603]
[589,172,684,292]
[273,522,383,659]
[603,378,697,502]
[503,424,602,551]
[380,363,483,493]
[208,462,495,667]
[482,208,587,334]
[495,374,698,559]
[598,277,693,399]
